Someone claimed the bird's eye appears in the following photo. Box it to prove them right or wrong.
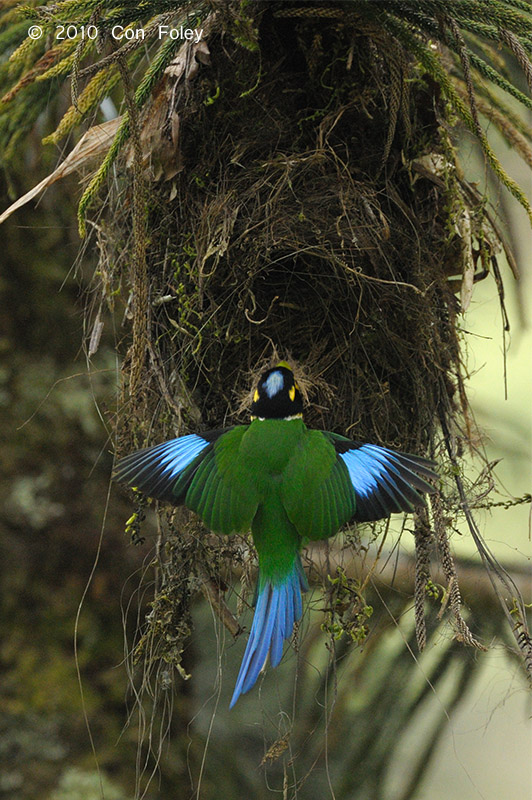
[253,389,259,402]
[289,385,296,402]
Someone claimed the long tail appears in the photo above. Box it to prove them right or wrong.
[230,557,308,708]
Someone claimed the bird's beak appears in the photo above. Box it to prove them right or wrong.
[275,360,292,370]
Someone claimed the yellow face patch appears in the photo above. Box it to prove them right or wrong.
[289,385,296,402]
[253,389,259,402]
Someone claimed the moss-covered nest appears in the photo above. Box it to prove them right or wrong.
[115,10,471,441]
[92,3,529,690]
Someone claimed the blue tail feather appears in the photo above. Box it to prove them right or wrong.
[269,588,284,669]
[229,559,307,708]
[283,585,294,645]
[241,592,279,696]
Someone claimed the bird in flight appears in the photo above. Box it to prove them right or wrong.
[114,361,437,706]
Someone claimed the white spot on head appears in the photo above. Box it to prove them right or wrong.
[264,370,284,398]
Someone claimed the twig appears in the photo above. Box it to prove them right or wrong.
[196,563,242,638]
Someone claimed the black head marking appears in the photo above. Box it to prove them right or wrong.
[250,364,303,419]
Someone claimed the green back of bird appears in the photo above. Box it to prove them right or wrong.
[179,419,355,583]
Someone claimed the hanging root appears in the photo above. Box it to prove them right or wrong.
[413,509,434,652]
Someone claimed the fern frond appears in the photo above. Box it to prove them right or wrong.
[380,11,532,222]
[77,30,186,233]
[42,66,119,145]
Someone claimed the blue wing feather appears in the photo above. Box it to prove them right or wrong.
[337,441,437,522]
[113,433,219,503]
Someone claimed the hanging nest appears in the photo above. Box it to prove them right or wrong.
[0,0,531,770]
[102,4,531,694]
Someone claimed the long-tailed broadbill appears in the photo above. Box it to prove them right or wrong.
[114,362,437,706]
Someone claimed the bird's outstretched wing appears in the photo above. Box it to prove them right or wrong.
[113,429,229,504]
[325,432,438,522]
[114,426,261,535]
[281,430,437,537]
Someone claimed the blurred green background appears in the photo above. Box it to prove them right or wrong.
[417,142,532,798]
